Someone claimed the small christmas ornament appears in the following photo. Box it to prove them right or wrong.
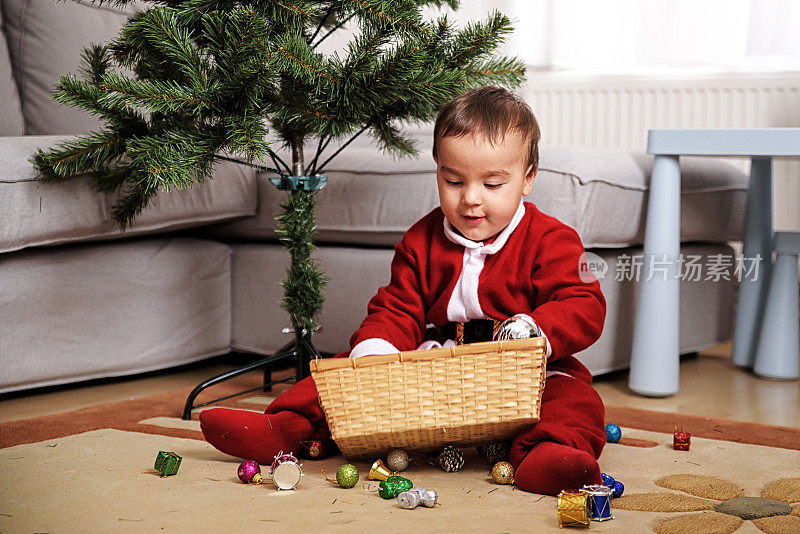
[490,461,515,485]
[269,451,303,490]
[605,423,622,443]
[397,487,439,509]
[600,473,624,498]
[368,459,396,481]
[237,460,263,484]
[154,451,181,477]
[583,484,614,521]
[437,445,465,472]
[335,464,359,489]
[477,440,511,465]
[673,428,691,451]
[301,440,325,459]
[378,476,413,499]
[494,315,542,341]
[386,449,410,472]
[557,489,590,527]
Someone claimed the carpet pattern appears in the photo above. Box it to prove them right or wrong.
[3,371,799,453]
[2,373,800,533]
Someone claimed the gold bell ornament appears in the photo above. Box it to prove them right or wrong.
[368,459,397,481]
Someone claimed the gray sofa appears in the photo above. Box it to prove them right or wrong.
[0,0,748,394]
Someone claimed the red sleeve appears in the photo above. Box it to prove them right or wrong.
[348,237,427,352]
[528,225,606,362]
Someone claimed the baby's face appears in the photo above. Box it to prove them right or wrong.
[435,131,535,242]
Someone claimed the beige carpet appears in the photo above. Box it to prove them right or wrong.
[2,421,799,533]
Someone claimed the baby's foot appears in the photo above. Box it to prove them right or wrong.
[512,441,601,495]
[200,408,314,464]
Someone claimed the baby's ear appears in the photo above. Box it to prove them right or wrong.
[523,165,536,195]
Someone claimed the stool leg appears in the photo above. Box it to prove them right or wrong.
[629,154,681,396]
[753,251,799,379]
[732,157,773,367]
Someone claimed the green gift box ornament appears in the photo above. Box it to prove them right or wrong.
[154,451,182,477]
[378,476,413,499]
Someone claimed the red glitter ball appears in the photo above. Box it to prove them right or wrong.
[237,460,262,483]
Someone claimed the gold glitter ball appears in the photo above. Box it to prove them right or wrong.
[491,461,515,485]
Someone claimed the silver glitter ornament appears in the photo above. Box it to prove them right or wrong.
[397,487,439,509]
[386,449,410,472]
[494,315,542,341]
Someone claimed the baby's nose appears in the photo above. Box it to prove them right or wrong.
[462,185,482,205]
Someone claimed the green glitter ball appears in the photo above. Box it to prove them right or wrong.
[336,464,359,488]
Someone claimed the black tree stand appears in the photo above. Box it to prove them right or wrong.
[182,172,330,420]
[181,329,327,420]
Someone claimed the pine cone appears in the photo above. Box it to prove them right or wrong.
[477,440,511,465]
[437,445,465,472]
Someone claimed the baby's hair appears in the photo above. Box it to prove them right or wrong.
[432,86,541,171]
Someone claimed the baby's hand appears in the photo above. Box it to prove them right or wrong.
[349,338,400,358]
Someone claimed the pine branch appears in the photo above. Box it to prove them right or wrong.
[314,119,373,174]
[87,164,135,194]
[370,118,418,158]
[214,153,277,174]
[111,178,157,230]
[221,113,273,162]
[135,7,209,85]
[311,12,356,48]
[309,3,335,44]
[32,130,126,180]
[99,72,216,115]
[126,131,219,191]
[449,9,513,66]
[79,44,112,85]
[343,0,426,35]
[274,30,340,86]
[250,0,321,29]
[415,0,459,7]
[53,75,149,131]
[463,56,526,88]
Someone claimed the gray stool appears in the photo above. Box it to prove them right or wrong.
[753,231,800,379]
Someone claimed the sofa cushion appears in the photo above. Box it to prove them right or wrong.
[0,6,24,136]
[0,135,257,254]
[208,130,748,249]
[229,242,735,375]
[0,0,137,135]
[0,238,231,393]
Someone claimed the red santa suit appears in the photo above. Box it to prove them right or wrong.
[201,201,607,495]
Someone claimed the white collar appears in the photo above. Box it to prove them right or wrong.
[443,200,525,254]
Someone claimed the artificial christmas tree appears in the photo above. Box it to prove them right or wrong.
[32,0,526,415]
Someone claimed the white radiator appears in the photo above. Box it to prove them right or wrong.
[523,71,800,229]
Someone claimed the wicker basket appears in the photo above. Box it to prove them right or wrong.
[309,337,547,458]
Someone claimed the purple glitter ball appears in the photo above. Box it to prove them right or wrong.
[237,460,261,483]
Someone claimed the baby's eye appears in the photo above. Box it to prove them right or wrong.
[445,179,462,187]
[485,183,503,190]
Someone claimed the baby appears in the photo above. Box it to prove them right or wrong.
[201,86,607,495]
